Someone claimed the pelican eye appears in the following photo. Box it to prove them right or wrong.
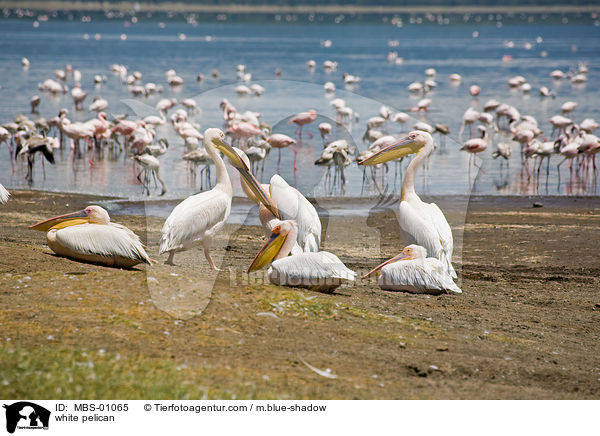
[273,226,281,233]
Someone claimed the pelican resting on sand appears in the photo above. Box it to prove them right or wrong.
[29,205,151,268]
[247,219,355,292]
[359,130,456,278]
[364,245,461,294]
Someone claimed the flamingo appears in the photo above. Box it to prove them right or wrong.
[561,101,577,114]
[364,245,461,294]
[359,130,456,278]
[267,133,297,169]
[16,135,58,182]
[134,151,167,196]
[71,84,88,110]
[228,122,261,148]
[30,96,40,114]
[58,117,95,163]
[459,107,480,137]
[289,110,317,138]
[461,126,489,158]
[29,205,152,268]
[144,138,169,157]
[88,97,108,113]
[247,219,355,292]
[318,122,332,144]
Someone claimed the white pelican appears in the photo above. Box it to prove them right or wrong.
[224,148,321,254]
[159,128,277,268]
[364,245,461,294]
[247,220,355,292]
[358,130,457,278]
[29,205,151,268]
[0,184,10,204]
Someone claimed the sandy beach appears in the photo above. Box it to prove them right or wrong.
[1,190,599,399]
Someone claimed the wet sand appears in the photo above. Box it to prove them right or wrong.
[1,190,599,399]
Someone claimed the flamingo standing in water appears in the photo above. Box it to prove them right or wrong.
[59,117,95,163]
[267,133,297,169]
[134,151,167,196]
[289,110,317,138]
[461,126,489,169]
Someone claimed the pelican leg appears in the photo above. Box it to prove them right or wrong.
[204,245,222,271]
[165,251,175,265]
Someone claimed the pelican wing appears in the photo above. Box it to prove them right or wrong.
[0,184,10,204]
[381,259,461,294]
[270,174,321,252]
[398,200,456,278]
[398,200,442,257]
[159,188,231,253]
[55,223,151,264]
[270,252,355,288]
[425,202,456,278]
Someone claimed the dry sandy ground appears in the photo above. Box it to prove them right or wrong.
[1,190,599,399]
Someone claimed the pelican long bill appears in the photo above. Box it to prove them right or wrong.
[213,137,280,219]
[363,252,409,279]
[247,229,287,273]
[358,137,423,166]
[29,209,89,232]
[212,136,250,170]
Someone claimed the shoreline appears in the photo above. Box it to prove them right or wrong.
[1,189,599,399]
[7,189,600,218]
[1,1,599,15]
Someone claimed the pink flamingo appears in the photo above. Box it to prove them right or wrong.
[59,117,95,164]
[289,110,317,138]
[228,122,261,149]
[267,133,297,170]
[318,122,332,144]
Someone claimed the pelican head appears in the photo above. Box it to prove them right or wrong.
[29,205,109,232]
[247,220,295,272]
[215,141,280,220]
[358,130,432,166]
[363,244,426,278]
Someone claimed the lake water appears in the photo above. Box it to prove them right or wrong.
[1,18,599,200]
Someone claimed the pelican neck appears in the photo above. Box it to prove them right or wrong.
[401,140,432,202]
[204,137,232,195]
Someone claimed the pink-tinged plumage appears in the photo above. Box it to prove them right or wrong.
[289,110,317,138]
